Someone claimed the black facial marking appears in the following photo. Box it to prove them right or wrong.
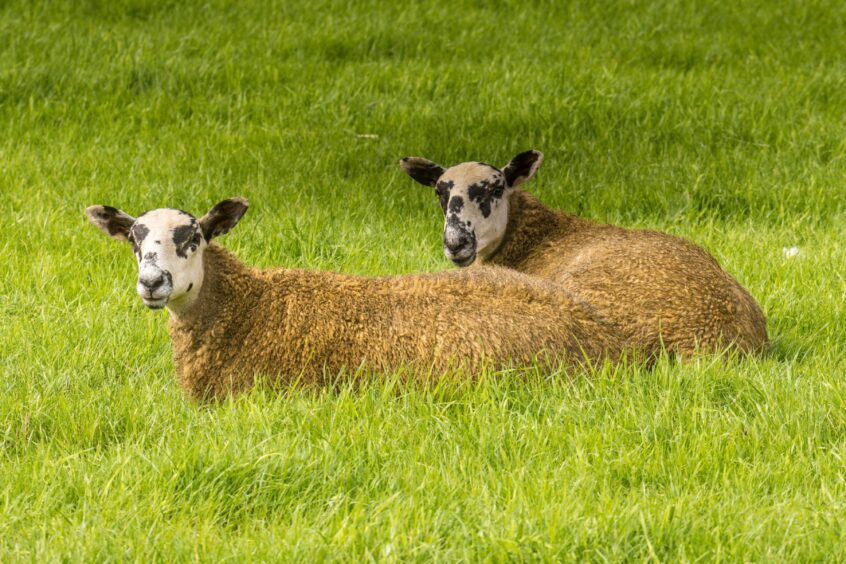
[173,224,198,259]
[173,225,193,246]
[435,180,454,214]
[448,196,464,215]
[143,252,157,262]
[466,175,506,218]
[187,283,193,293]
[467,182,492,218]
[467,182,486,202]
[130,223,149,244]
[446,214,466,229]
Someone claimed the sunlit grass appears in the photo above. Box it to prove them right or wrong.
[1,0,845,559]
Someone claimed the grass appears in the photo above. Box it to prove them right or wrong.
[2,0,846,559]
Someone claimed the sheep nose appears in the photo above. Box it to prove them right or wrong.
[445,239,473,255]
[139,273,165,291]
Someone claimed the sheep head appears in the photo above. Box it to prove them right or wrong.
[85,198,248,311]
[400,150,543,266]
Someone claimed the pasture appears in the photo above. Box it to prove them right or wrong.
[1,0,845,559]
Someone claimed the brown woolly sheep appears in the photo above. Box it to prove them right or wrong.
[400,151,768,357]
[86,198,624,401]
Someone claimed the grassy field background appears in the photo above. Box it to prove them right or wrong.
[2,0,846,559]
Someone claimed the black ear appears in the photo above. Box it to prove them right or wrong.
[502,150,544,187]
[85,205,136,241]
[399,157,446,187]
[199,197,249,241]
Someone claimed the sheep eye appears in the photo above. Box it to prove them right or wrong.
[188,233,203,252]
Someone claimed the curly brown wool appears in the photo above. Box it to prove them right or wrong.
[485,189,768,357]
[168,244,624,401]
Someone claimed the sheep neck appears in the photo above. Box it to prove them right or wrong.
[485,189,578,269]
[167,244,264,338]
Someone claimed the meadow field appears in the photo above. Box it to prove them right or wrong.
[2,0,846,560]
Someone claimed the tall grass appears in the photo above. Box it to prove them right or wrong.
[1,0,845,559]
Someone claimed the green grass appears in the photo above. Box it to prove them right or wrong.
[2,0,846,559]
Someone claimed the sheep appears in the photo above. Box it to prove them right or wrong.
[400,151,768,357]
[85,198,624,401]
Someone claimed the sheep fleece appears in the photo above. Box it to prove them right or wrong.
[168,245,623,400]
[486,189,768,356]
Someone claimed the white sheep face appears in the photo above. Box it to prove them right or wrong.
[400,150,544,266]
[130,209,207,309]
[86,198,248,311]
[436,162,511,265]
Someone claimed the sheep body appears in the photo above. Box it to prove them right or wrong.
[486,189,768,356]
[169,244,623,400]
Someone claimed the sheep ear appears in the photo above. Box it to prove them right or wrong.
[399,157,446,187]
[199,197,249,241]
[503,150,544,187]
[85,205,136,241]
